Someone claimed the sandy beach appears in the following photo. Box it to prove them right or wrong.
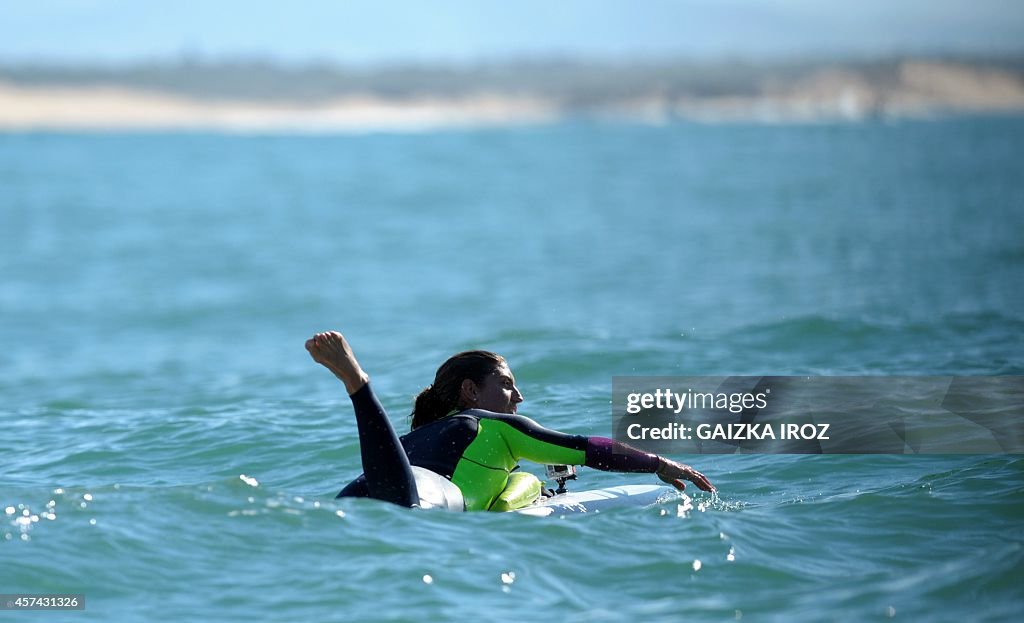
[0,81,561,131]
[2,61,1023,131]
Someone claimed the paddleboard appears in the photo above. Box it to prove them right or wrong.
[514,484,672,517]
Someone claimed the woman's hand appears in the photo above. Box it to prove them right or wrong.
[656,457,716,493]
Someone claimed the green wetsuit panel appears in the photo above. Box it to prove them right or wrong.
[453,418,587,511]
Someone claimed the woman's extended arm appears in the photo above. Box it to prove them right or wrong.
[470,410,716,493]
[586,436,716,492]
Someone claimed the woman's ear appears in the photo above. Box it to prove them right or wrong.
[459,378,478,408]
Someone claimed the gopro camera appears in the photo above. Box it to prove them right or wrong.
[545,464,577,494]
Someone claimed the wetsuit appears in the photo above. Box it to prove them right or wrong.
[337,383,661,511]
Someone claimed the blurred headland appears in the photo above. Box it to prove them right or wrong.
[2,56,1023,131]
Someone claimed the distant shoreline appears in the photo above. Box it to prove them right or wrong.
[3,57,1023,130]
[0,82,561,132]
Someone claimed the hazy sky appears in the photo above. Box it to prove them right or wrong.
[3,0,1023,65]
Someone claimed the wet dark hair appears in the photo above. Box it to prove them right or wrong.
[411,350,506,429]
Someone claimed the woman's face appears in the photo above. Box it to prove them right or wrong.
[471,364,524,414]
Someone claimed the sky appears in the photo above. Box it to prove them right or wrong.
[2,0,1023,65]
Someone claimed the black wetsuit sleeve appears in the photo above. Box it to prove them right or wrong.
[469,410,660,473]
[344,383,419,507]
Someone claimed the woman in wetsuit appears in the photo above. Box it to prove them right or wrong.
[306,331,715,511]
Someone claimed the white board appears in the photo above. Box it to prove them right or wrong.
[514,484,672,516]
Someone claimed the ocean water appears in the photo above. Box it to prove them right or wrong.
[2,118,1023,621]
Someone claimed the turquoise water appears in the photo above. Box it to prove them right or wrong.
[2,119,1023,621]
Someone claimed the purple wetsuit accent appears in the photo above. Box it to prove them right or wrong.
[585,437,660,473]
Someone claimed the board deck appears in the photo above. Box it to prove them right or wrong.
[514,484,673,516]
